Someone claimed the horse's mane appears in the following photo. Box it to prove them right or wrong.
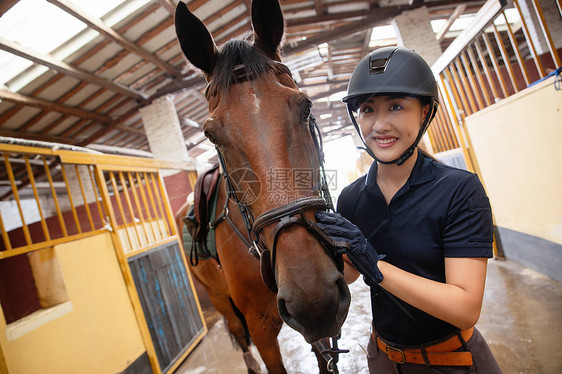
[208,39,282,97]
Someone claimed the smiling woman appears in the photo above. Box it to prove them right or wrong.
[316,46,503,373]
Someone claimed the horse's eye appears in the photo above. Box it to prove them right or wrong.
[204,130,219,145]
[302,101,312,122]
[203,118,222,146]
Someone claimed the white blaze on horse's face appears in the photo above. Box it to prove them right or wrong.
[249,92,260,116]
[175,0,351,346]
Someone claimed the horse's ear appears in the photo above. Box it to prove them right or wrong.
[175,1,217,76]
[251,0,284,59]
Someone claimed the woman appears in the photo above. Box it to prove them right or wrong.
[316,47,503,373]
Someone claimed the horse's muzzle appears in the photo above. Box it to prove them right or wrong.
[276,270,351,344]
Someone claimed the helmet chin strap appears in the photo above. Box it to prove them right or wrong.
[347,100,438,166]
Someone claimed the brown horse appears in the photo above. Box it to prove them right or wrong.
[174,1,352,373]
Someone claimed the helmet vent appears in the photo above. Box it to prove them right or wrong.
[369,57,389,74]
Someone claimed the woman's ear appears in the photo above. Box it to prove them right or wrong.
[422,103,430,121]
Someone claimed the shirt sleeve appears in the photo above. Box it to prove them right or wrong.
[442,173,494,258]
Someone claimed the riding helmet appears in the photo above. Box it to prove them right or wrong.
[342,47,439,165]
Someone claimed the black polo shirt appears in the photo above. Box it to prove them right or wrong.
[337,151,493,345]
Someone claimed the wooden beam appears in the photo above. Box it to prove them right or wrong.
[314,0,324,16]
[156,0,175,14]
[0,88,112,124]
[284,6,408,56]
[0,0,19,16]
[46,0,183,79]
[436,4,467,42]
[0,37,145,101]
[0,128,76,145]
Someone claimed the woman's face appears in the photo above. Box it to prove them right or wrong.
[357,95,429,163]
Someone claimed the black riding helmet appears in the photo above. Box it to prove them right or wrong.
[343,46,439,165]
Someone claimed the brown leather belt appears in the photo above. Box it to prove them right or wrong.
[372,327,474,366]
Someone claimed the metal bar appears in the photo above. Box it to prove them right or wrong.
[156,171,177,236]
[150,172,172,237]
[118,171,143,247]
[426,129,440,153]
[135,171,159,242]
[502,11,531,87]
[441,107,458,149]
[435,109,453,150]
[127,171,150,244]
[24,155,50,241]
[88,165,106,228]
[467,44,493,106]
[43,156,67,236]
[460,51,484,110]
[74,165,95,231]
[454,57,478,113]
[482,32,509,98]
[109,171,134,252]
[436,91,458,150]
[491,23,519,92]
[60,163,82,234]
[143,172,167,238]
[530,0,562,67]
[438,75,476,172]
[435,121,449,151]
[434,108,451,151]
[447,65,473,115]
[3,154,32,246]
[427,122,443,152]
[0,204,12,250]
[513,0,546,78]
[474,39,501,101]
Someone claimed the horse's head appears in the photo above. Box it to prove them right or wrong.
[175,0,351,343]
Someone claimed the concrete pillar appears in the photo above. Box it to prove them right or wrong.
[391,6,443,66]
[139,95,191,176]
[518,0,562,55]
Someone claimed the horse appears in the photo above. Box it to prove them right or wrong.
[174,1,352,373]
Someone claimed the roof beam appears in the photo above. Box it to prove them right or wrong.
[156,0,175,14]
[46,0,183,79]
[284,5,409,56]
[436,4,467,42]
[0,37,146,101]
[0,88,112,124]
[0,0,19,16]
[315,0,325,16]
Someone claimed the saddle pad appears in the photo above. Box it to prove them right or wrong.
[182,183,219,261]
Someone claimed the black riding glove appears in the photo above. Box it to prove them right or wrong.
[315,211,384,286]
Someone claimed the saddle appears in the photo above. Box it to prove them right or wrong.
[184,163,221,265]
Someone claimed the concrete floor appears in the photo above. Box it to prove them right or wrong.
[175,258,562,374]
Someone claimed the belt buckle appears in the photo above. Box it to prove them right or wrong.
[386,346,406,364]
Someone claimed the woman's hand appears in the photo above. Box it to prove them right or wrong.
[315,211,384,286]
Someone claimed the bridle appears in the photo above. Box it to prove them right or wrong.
[208,59,349,373]
[215,113,345,289]
[208,60,346,291]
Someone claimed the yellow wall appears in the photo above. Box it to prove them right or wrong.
[466,76,562,246]
[0,233,145,374]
